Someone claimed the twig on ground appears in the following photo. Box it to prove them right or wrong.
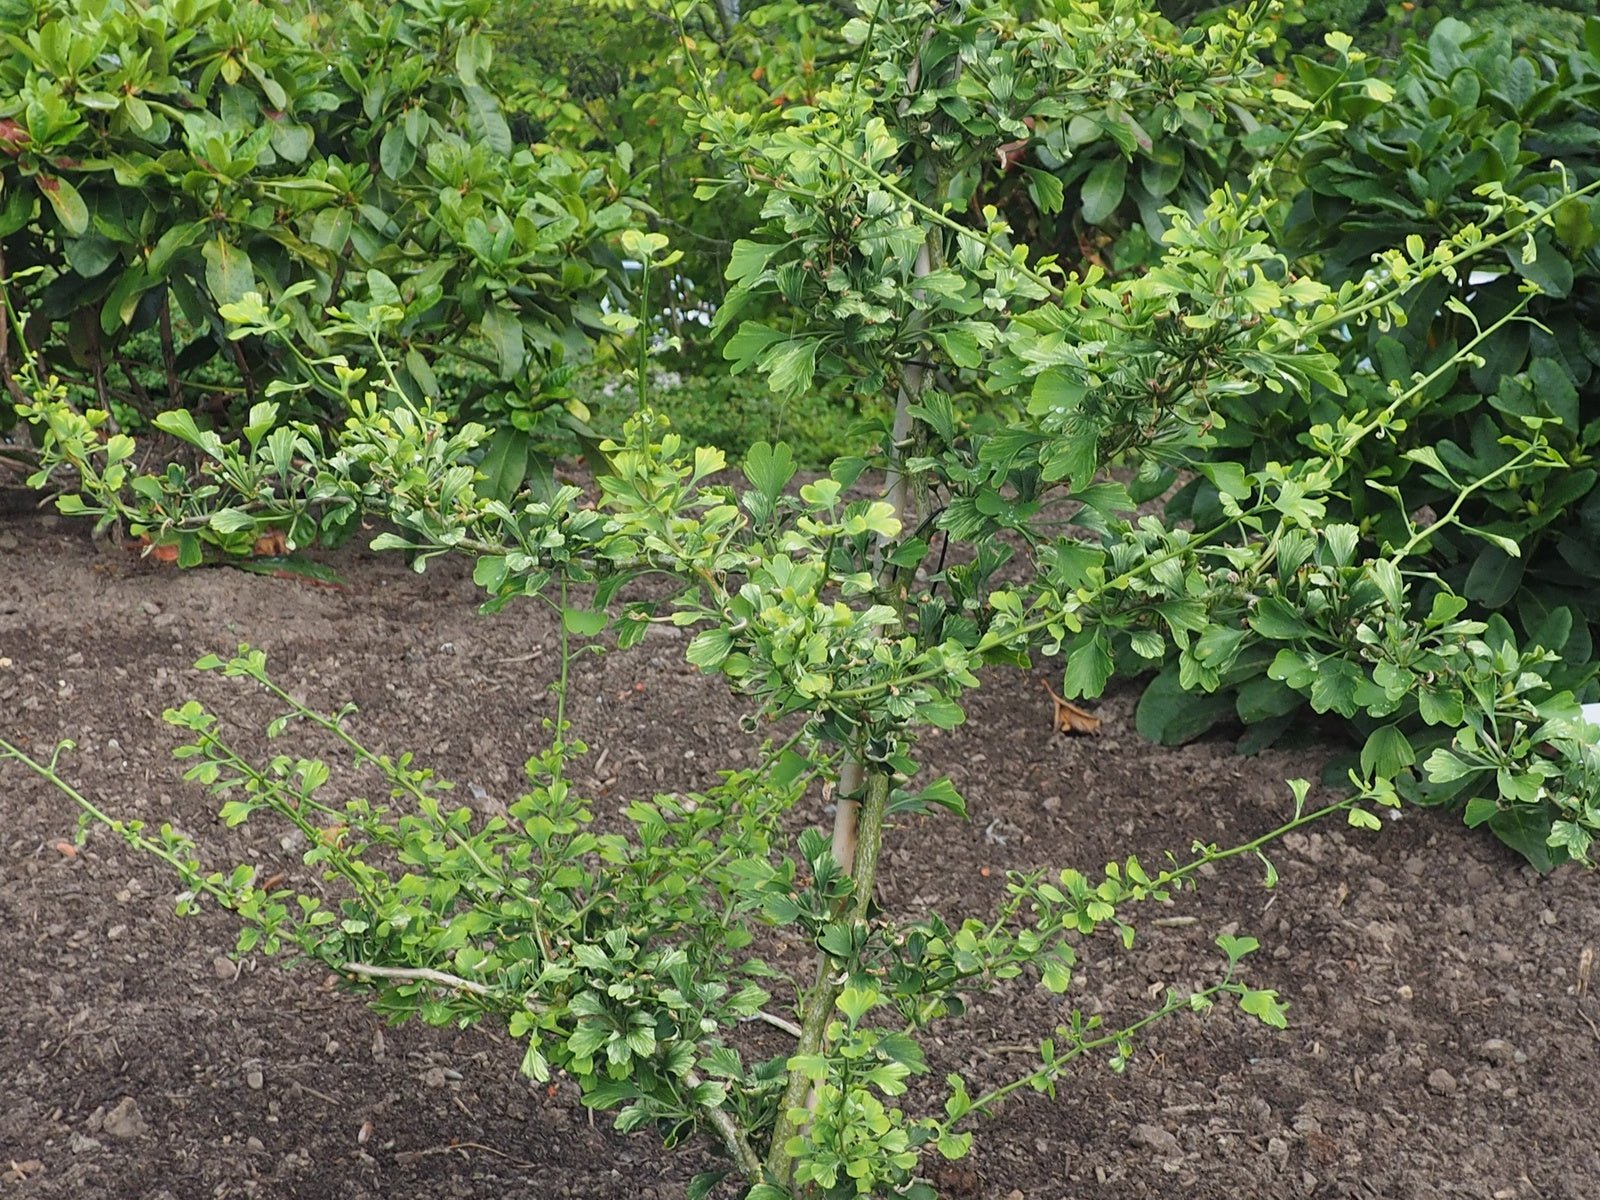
[741,1010,804,1038]
[395,1140,539,1168]
[1576,1003,1600,1045]
[289,1078,342,1107]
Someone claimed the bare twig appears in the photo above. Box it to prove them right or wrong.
[0,244,35,408]
[1577,1003,1600,1045]
[158,293,184,411]
[686,1068,761,1178]
[742,1010,804,1038]
[288,1078,341,1107]
[395,1140,539,1168]
[340,962,491,995]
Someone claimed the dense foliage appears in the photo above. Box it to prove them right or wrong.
[1138,17,1600,832]
[0,0,633,485]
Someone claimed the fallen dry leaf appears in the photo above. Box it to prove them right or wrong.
[1041,680,1101,735]
[253,528,288,557]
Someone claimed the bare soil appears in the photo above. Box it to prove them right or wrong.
[2,509,1598,1200]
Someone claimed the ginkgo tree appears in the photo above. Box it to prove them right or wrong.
[7,2,1600,1197]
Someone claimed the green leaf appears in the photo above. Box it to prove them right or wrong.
[932,326,982,369]
[1028,369,1085,418]
[726,240,782,282]
[64,233,118,278]
[1515,236,1573,299]
[455,29,491,86]
[1196,461,1251,501]
[208,508,256,534]
[888,777,967,819]
[176,533,203,569]
[836,984,879,1023]
[1307,658,1363,716]
[764,338,819,396]
[1238,988,1288,1029]
[1024,166,1064,215]
[480,308,525,379]
[1216,934,1259,964]
[1062,630,1113,699]
[379,123,416,179]
[686,629,733,670]
[917,697,965,730]
[202,237,255,305]
[1417,686,1465,727]
[1234,676,1302,724]
[562,608,607,637]
[478,428,531,504]
[36,174,88,236]
[1487,806,1557,873]
[1424,747,1478,784]
[1347,807,1381,831]
[1359,726,1415,778]
[742,441,796,502]
[1136,667,1233,744]
[1079,156,1128,226]
[722,321,785,371]
[152,410,220,457]
[462,85,513,156]
[1249,597,1315,641]
[1128,630,1164,660]
[1464,546,1523,608]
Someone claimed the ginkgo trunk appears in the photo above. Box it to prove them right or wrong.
[829,235,933,871]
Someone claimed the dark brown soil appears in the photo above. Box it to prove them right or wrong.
[2,510,1597,1200]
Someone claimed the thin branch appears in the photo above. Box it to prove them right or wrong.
[0,244,36,408]
[686,1068,761,1179]
[340,962,492,995]
[745,1009,804,1038]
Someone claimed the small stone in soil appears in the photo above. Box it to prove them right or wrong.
[1130,1123,1182,1157]
[1475,1039,1521,1067]
[1266,1136,1289,1171]
[1426,1068,1457,1095]
[101,1096,147,1139]
[246,1068,264,1091]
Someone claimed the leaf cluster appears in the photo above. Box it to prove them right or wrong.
[0,0,633,447]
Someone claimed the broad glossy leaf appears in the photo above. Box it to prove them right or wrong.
[1079,156,1127,226]
[201,237,255,305]
[36,174,88,236]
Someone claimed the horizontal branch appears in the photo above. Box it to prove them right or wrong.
[340,961,492,995]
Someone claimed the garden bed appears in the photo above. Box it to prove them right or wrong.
[2,510,1596,1200]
